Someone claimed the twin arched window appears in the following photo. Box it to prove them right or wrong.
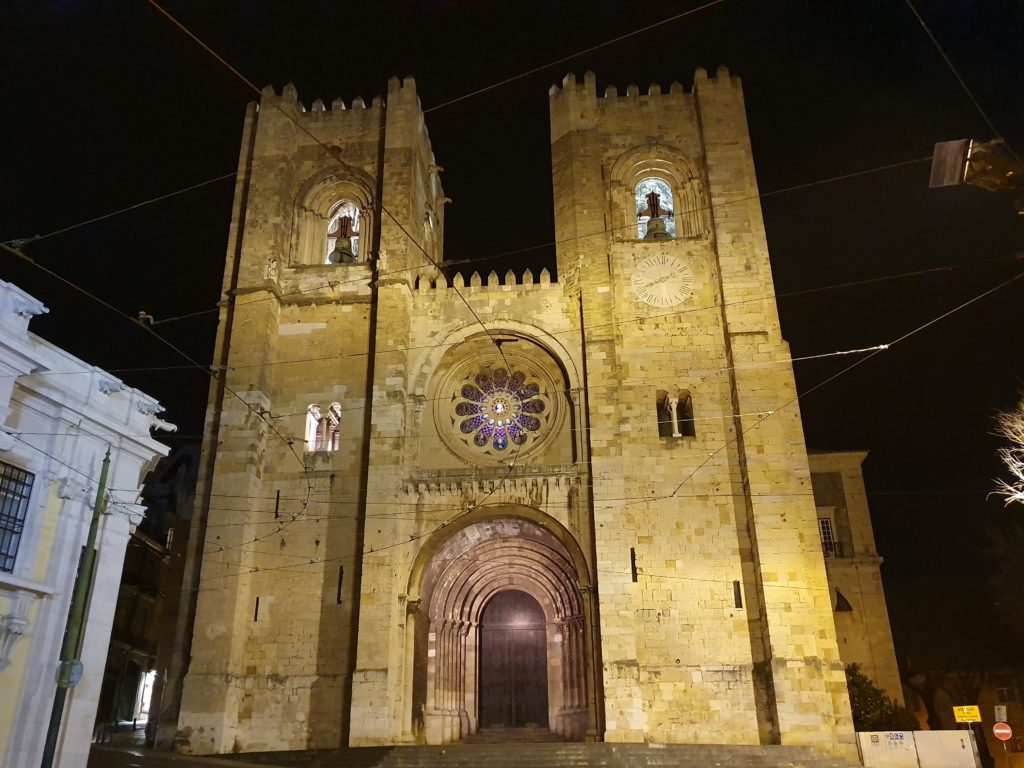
[305,402,341,452]
[656,389,696,439]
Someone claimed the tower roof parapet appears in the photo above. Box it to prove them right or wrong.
[255,75,423,116]
[548,66,741,105]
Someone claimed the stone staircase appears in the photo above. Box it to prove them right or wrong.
[222,740,861,768]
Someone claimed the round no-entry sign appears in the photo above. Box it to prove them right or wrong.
[993,722,1013,741]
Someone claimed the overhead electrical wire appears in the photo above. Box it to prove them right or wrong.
[143,0,538,551]
[5,2,1013,593]
[422,0,729,114]
[145,155,936,328]
[2,0,731,254]
[0,240,317,519]
[1,171,238,248]
[6,246,1013,389]
[903,0,1019,160]
[163,266,1024,584]
[140,0,766,569]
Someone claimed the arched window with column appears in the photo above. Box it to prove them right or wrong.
[655,388,696,440]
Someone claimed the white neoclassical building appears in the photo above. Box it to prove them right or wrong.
[0,280,173,768]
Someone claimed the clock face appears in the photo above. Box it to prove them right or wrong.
[631,254,695,308]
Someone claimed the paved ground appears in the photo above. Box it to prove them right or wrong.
[88,746,256,768]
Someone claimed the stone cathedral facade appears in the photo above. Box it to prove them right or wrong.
[177,68,900,756]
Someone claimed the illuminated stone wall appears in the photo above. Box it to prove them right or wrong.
[548,68,854,753]
[178,69,866,757]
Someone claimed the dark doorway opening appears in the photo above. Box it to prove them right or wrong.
[478,590,549,728]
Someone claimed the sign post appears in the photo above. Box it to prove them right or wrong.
[994,722,1013,763]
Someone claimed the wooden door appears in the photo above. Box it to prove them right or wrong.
[478,590,549,728]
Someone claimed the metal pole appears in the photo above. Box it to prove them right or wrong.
[40,448,111,768]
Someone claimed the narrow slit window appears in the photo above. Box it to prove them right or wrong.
[676,390,696,438]
[336,565,344,605]
[656,390,674,438]
[733,580,743,609]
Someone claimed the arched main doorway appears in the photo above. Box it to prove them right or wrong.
[408,513,595,744]
[478,590,549,729]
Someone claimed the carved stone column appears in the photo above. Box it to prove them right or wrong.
[667,397,682,438]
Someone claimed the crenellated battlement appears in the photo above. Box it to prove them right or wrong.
[413,267,555,292]
[257,74,424,117]
[548,66,742,105]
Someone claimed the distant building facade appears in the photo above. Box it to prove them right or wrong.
[810,450,903,702]
[177,69,899,757]
[93,445,199,745]
[0,281,172,768]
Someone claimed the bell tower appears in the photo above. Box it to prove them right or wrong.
[177,76,446,754]
[549,69,855,752]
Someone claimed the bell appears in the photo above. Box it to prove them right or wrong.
[328,237,356,264]
[643,217,672,241]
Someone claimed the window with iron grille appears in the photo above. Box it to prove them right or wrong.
[996,673,1019,703]
[0,461,35,572]
[818,517,837,557]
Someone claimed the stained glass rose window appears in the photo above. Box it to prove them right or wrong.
[453,368,547,452]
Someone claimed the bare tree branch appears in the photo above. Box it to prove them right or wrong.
[994,397,1024,506]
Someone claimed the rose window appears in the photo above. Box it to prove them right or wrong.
[453,368,546,452]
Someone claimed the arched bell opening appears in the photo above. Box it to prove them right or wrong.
[408,514,594,744]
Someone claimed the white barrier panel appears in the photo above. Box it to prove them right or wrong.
[858,731,979,768]
[914,731,980,768]
[858,731,919,768]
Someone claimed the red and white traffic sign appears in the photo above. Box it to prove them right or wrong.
[993,722,1013,742]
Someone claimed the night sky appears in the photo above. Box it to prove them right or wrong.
[2,1,1022,671]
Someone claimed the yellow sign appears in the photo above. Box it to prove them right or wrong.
[953,705,981,723]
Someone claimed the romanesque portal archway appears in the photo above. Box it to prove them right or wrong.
[410,514,595,743]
